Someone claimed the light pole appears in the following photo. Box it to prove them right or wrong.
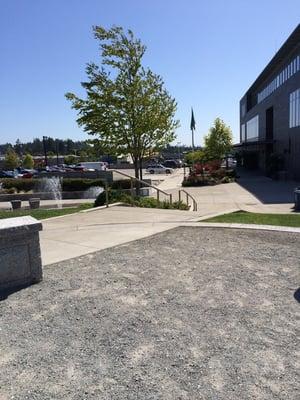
[42,136,48,167]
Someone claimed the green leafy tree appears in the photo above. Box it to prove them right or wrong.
[4,149,19,170]
[64,155,77,165]
[185,150,207,165]
[66,25,179,183]
[204,118,233,161]
[22,153,34,169]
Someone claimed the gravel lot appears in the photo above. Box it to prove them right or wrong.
[0,227,299,400]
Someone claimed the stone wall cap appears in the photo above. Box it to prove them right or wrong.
[0,216,42,236]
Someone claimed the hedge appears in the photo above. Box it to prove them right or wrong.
[0,178,133,193]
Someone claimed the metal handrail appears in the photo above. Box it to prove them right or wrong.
[178,189,198,211]
[110,169,173,204]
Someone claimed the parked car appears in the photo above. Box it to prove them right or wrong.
[221,157,237,169]
[0,170,15,178]
[163,160,180,169]
[146,164,174,174]
[75,162,107,171]
[0,170,18,178]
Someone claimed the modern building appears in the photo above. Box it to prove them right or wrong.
[236,24,300,179]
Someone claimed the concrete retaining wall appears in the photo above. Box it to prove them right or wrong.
[0,216,43,291]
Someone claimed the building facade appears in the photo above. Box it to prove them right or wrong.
[237,25,300,179]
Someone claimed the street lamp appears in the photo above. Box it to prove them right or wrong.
[42,136,48,167]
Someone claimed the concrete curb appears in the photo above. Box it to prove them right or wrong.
[179,221,300,234]
[80,202,126,213]
[40,202,127,221]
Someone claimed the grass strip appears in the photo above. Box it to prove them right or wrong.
[0,203,92,220]
[203,210,300,228]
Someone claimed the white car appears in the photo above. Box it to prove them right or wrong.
[146,164,174,174]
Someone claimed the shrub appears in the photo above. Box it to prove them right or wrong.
[61,179,104,192]
[211,168,226,180]
[111,179,132,190]
[94,191,190,210]
[94,189,124,207]
[137,197,159,208]
[221,176,232,184]
[172,200,189,210]
[0,178,35,192]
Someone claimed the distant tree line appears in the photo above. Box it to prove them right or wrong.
[0,138,90,156]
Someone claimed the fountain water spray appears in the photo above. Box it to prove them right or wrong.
[40,177,62,208]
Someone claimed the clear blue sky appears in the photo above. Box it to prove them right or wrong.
[0,0,299,146]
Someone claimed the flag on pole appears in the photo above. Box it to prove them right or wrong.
[190,108,196,131]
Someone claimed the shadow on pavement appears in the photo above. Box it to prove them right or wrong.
[294,288,300,303]
[236,168,299,204]
[0,283,32,301]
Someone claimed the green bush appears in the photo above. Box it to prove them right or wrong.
[137,197,160,208]
[94,189,124,207]
[61,179,104,192]
[94,191,189,210]
[0,178,35,192]
[172,200,189,210]
[111,179,132,190]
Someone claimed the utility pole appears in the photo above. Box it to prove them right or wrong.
[42,136,48,167]
[56,139,59,166]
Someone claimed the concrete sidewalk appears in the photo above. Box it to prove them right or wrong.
[40,205,237,265]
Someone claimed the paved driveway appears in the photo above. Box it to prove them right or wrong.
[1,227,299,399]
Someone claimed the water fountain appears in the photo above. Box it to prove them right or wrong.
[39,177,63,208]
[83,186,104,199]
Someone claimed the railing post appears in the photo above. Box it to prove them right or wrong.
[130,178,134,206]
[170,194,172,205]
[178,190,181,202]
[105,181,109,208]
[186,192,189,207]
[157,190,160,202]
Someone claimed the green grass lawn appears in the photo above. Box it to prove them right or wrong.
[203,210,300,227]
[0,203,93,220]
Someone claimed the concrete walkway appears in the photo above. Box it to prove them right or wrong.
[40,204,237,265]
[40,170,300,265]
[165,170,298,214]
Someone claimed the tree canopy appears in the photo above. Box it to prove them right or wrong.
[66,25,179,181]
[22,153,34,169]
[4,149,19,170]
[204,118,233,161]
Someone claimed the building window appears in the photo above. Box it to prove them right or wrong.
[246,115,259,141]
[241,103,246,117]
[258,54,300,104]
[289,88,300,128]
[241,124,246,142]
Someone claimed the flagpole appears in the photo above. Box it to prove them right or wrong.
[191,128,195,152]
[190,108,196,172]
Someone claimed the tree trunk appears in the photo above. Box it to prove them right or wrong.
[133,157,140,195]
[139,157,143,182]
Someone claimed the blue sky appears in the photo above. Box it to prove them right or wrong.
[0,1,299,146]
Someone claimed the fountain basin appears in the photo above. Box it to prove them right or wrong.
[11,200,22,210]
[29,198,40,209]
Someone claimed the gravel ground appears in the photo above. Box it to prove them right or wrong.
[0,227,299,400]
